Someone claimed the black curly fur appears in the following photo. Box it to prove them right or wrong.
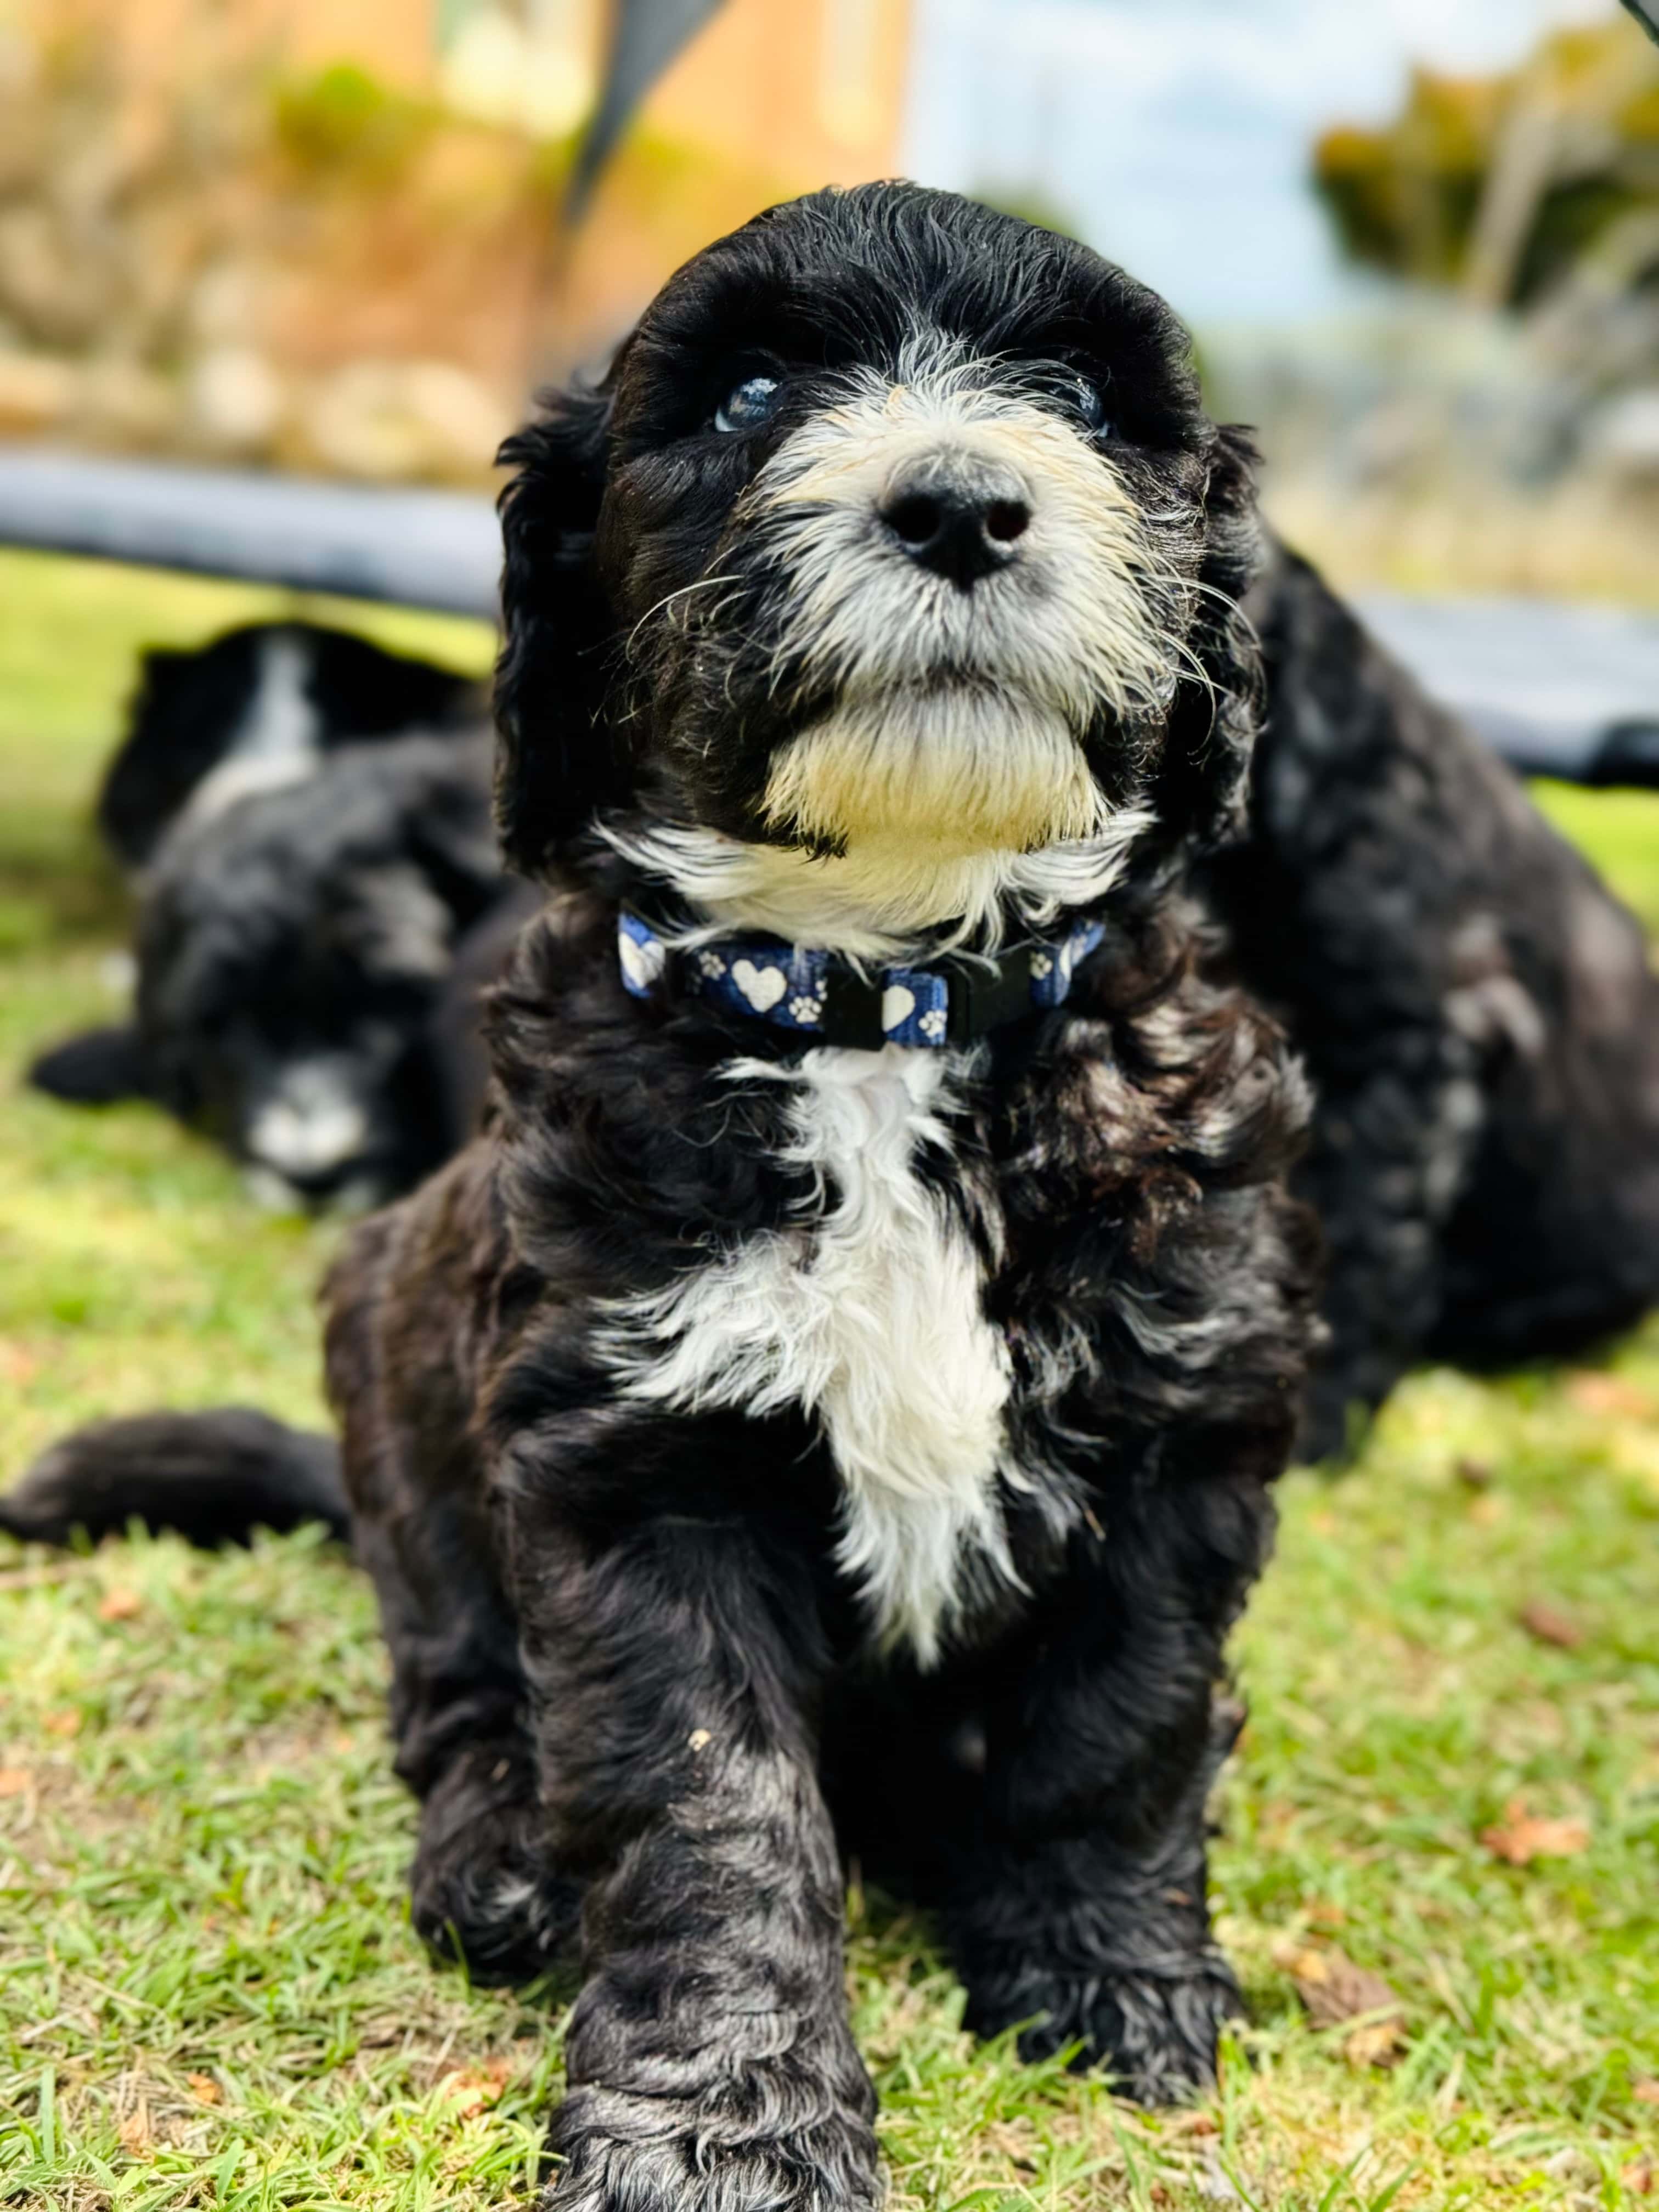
[1218,545,1659,1453]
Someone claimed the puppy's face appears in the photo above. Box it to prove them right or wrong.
[497,185,1261,945]
[131,741,500,1211]
[138,852,454,1212]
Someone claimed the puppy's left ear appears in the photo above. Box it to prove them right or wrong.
[493,384,623,877]
[1153,424,1265,851]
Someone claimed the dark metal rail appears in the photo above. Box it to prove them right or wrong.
[2,444,1656,786]
[0,448,500,619]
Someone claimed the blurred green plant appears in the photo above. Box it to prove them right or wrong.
[1313,15,1659,308]
[270,63,440,189]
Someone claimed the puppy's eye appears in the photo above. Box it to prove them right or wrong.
[714,374,782,435]
[1068,374,1113,436]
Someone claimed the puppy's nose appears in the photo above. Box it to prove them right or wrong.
[879,462,1031,587]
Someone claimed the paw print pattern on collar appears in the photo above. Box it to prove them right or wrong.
[617,910,1106,1050]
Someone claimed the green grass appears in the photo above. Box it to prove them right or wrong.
[2,550,1657,2211]
[1531,783,1659,939]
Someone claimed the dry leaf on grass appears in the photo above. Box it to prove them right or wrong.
[1566,1372,1655,1420]
[1622,2158,1654,2197]
[436,2055,516,2119]
[1272,1938,1406,2065]
[0,1767,32,1797]
[1634,2079,1659,2105]
[1517,1597,1584,1650]
[43,1708,82,1737]
[0,1340,38,1385]
[186,2074,221,2104]
[1254,1799,1300,1843]
[97,1587,142,1623]
[1480,1798,1591,1865]
[1455,1455,1494,1488]
[117,2104,153,2153]
[1164,2111,1220,2137]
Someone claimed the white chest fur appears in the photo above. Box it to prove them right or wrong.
[597,1045,1015,1663]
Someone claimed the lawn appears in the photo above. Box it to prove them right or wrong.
[1,548,1657,2212]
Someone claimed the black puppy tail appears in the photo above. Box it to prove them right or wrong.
[0,1409,349,1550]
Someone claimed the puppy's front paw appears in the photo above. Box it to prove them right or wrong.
[545,2074,883,2212]
[973,1957,1244,2106]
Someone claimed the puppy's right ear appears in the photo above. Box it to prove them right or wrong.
[493,385,623,877]
[28,1025,154,1106]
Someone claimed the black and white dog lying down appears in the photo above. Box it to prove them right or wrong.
[28,627,535,1211]
[9,190,1659,2185]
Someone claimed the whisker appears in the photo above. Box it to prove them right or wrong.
[625,574,742,659]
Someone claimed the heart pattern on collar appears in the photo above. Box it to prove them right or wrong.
[881,984,916,1035]
[616,907,1104,1049]
[732,959,788,1013]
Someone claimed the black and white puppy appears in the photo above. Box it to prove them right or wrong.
[29,621,529,1210]
[10,183,1658,2198]
[320,182,1321,2204]
[97,620,483,871]
[35,731,521,1210]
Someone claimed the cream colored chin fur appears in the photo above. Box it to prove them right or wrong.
[600,812,1155,960]
[760,688,1104,857]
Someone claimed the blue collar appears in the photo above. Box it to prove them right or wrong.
[616,907,1105,1051]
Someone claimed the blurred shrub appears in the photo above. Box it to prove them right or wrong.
[1315,76,1498,291]
[272,64,438,188]
[1313,16,1659,308]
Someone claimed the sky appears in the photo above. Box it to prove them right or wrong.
[901,0,1621,325]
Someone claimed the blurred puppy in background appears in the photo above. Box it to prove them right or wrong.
[28,625,529,1211]
[1229,546,1659,1455]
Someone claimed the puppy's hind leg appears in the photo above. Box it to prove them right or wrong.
[328,1200,582,1985]
[349,1485,582,1984]
[409,1716,582,1987]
